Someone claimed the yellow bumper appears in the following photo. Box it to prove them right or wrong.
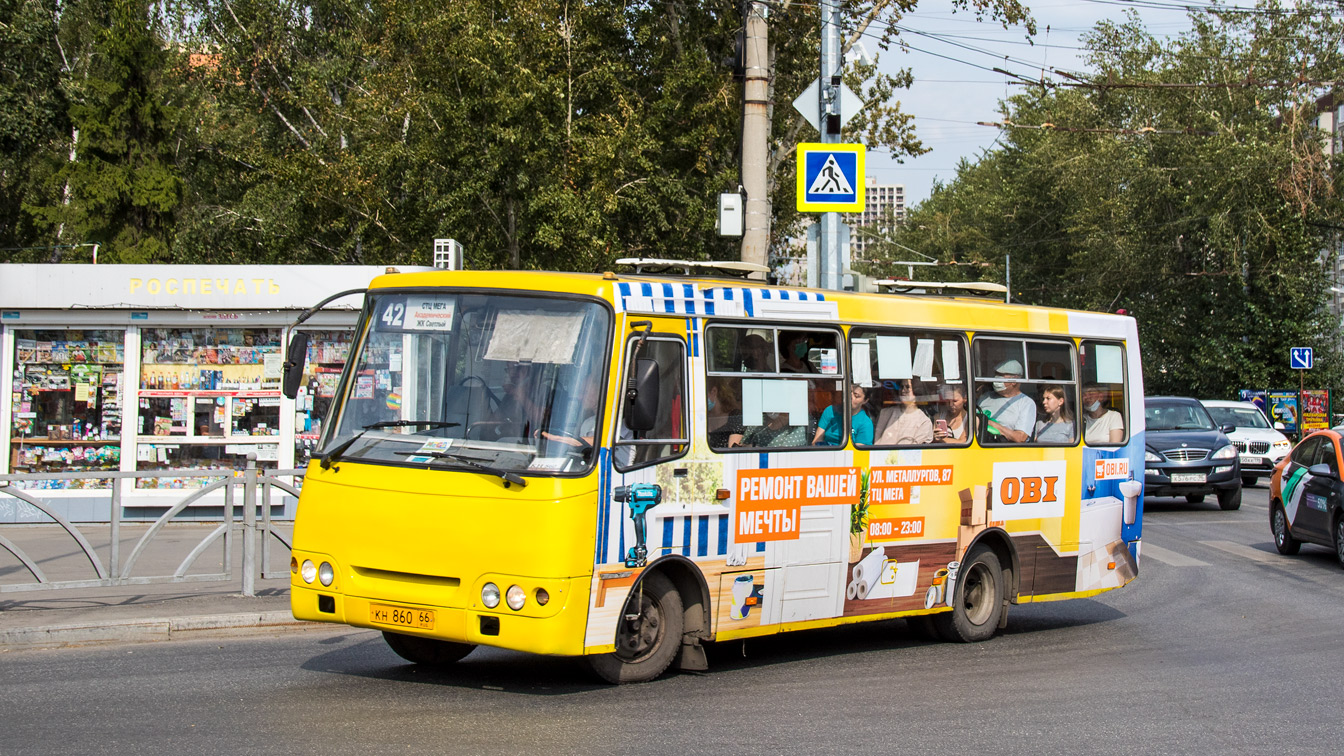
[290,579,593,657]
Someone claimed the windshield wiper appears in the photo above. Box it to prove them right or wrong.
[393,449,527,489]
[320,420,460,471]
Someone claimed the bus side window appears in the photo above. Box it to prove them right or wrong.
[615,336,688,471]
[854,327,970,448]
[705,325,843,451]
[972,337,1078,446]
[1079,341,1128,446]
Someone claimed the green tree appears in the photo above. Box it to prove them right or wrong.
[870,2,1344,397]
[0,0,68,257]
[37,0,186,263]
[173,0,1033,270]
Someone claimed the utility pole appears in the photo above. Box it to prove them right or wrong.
[740,1,770,271]
[817,0,843,290]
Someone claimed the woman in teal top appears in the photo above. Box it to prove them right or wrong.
[814,385,874,445]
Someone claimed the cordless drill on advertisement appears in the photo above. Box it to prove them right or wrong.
[614,483,661,568]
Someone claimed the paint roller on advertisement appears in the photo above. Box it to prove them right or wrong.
[847,547,885,600]
[846,546,920,601]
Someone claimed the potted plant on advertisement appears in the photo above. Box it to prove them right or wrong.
[849,469,870,563]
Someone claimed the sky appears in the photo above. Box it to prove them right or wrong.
[860,0,1199,207]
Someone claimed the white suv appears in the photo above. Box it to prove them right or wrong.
[1200,400,1293,487]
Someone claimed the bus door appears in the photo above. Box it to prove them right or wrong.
[608,322,690,567]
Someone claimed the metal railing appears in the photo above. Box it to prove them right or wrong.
[0,456,300,596]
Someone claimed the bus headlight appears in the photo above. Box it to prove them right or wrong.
[481,582,501,609]
[318,562,335,587]
[506,585,526,611]
[300,559,317,584]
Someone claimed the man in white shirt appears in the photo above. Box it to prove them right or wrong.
[977,359,1035,443]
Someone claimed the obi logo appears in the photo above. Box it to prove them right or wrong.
[1094,458,1130,481]
[992,460,1067,521]
[999,475,1060,506]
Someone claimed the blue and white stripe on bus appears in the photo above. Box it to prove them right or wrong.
[615,282,827,318]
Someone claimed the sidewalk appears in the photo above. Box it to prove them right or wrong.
[0,523,312,651]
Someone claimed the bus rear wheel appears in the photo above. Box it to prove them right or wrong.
[933,547,1005,643]
[382,631,475,666]
[589,572,683,684]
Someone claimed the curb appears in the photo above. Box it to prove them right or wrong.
[0,611,310,651]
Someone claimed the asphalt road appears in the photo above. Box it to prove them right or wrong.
[4,485,1343,755]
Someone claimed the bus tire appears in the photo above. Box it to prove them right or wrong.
[588,572,683,684]
[933,547,1005,643]
[382,631,475,666]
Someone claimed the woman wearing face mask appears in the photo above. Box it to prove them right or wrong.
[706,380,745,448]
[814,384,874,445]
[874,380,933,445]
[779,332,816,373]
[934,384,968,443]
[1082,383,1125,444]
[1034,385,1075,444]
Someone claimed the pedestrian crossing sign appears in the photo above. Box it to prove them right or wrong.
[796,143,865,212]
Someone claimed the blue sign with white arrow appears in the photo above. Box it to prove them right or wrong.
[1291,347,1313,370]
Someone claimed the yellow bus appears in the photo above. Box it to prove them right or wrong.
[284,262,1146,683]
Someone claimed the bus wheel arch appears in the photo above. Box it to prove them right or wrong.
[935,544,1007,642]
[588,556,710,683]
[644,556,712,637]
[963,528,1019,605]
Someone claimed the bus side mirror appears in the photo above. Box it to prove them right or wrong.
[625,358,659,431]
[282,332,311,400]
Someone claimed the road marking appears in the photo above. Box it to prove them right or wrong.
[1166,519,1261,525]
[1199,540,1278,563]
[1140,543,1209,567]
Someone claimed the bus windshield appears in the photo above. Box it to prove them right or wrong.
[321,292,611,474]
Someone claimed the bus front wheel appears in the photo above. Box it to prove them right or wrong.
[382,631,475,666]
[934,547,1005,643]
[589,572,684,684]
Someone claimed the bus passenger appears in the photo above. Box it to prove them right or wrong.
[1034,385,1074,443]
[934,384,969,443]
[874,380,933,445]
[978,360,1034,443]
[706,381,745,448]
[813,384,874,446]
[739,334,772,372]
[741,411,807,447]
[1082,383,1125,444]
[779,332,816,373]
